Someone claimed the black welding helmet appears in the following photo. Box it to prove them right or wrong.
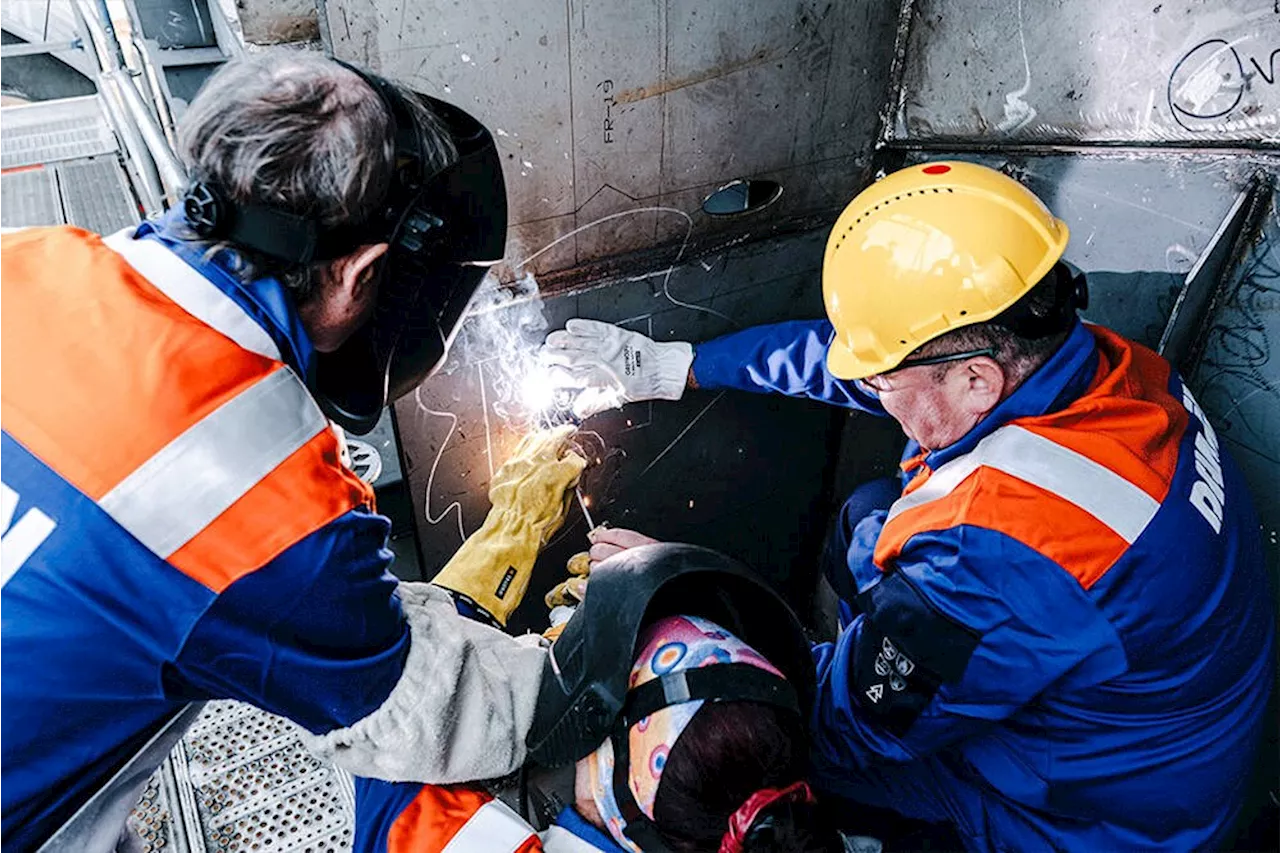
[527,542,815,762]
[181,61,507,434]
[527,543,816,851]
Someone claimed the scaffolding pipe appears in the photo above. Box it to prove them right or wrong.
[72,0,186,209]
[0,39,83,58]
[96,73,165,216]
[130,35,180,150]
[93,0,128,69]
[114,70,185,203]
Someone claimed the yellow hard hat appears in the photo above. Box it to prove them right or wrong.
[822,161,1069,380]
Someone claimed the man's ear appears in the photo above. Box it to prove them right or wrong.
[961,357,1005,416]
[339,242,390,300]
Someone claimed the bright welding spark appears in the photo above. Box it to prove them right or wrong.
[520,363,560,413]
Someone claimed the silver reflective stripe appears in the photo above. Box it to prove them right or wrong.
[98,367,326,558]
[101,228,282,362]
[887,425,1160,544]
[440,800,534,853]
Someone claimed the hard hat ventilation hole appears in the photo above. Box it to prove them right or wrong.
[899,339,907,344]
[701,179,783,217]
[959,310,968,316]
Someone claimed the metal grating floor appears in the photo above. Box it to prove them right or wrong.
[1,157,139,234]
[54,158,140,234]
[125,702,357,853]
[0,167,64,228]
[1,97,119,170]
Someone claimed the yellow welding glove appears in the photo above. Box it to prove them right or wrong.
[430,424,587,626]
[544,550,592,609]
[541,547,600,641]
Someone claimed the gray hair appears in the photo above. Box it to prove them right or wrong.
[177,51,457,300]
[916,263,1074,388]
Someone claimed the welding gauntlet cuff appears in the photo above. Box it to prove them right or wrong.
[431,510,550,626]
[302,582,548,783]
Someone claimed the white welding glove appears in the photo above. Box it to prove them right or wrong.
[540,319,694,419]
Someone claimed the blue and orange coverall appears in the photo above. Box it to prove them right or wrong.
[1,220,543,850]
[692,317,1275,851]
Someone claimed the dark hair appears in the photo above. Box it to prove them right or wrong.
[652,701,840,853]
[177,52,456,300]
[915,261,1075,386]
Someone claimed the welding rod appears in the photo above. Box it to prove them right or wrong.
[575,485,596,531]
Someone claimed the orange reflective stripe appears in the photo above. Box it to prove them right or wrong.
[2,226,375,593]
[873,326,1185,590]
[388,787,496,853]
[1,227,277,499]
[1023,328,1186,502]
[875,466,1130,589]
[168,426,373,592]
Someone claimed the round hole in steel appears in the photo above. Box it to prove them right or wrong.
[701,179,783,217]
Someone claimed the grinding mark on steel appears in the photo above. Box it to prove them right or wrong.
[639,391,727,478]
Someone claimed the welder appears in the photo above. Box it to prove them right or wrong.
[356,541,847,853]
[0,51,583,852]
[540,161,1276,851]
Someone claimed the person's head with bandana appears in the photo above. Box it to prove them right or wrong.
[569,614,840,853]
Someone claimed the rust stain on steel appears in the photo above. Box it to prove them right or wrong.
[240,0,320,45]
[613,47,774,104]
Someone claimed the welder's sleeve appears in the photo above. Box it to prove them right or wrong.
[302,581,548,782]
[167,509,411,732]
[808,526,1128,789]
[167,508,548,782]
[690,319,885,412]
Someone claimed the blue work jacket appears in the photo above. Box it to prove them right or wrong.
[693,317,1275,852]
[1,217,409,851]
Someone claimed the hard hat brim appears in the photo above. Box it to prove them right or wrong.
[825,336,881,381]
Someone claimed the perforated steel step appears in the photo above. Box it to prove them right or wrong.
[125,702,357,853]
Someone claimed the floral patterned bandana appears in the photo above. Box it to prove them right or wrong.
[586,614,784,852]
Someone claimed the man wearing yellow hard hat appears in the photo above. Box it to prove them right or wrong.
[541,161,1275,852]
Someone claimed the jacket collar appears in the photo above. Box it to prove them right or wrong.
[133,210,317,383]
[903,320,1100,475]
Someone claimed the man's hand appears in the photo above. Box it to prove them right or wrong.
[540,319,694,419]
[586,526,661,567]
[541,529,660,641]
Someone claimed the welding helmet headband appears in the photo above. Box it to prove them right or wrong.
[180,60,507,434]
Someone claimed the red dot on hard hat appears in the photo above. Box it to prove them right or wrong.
[922,164,951,175]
